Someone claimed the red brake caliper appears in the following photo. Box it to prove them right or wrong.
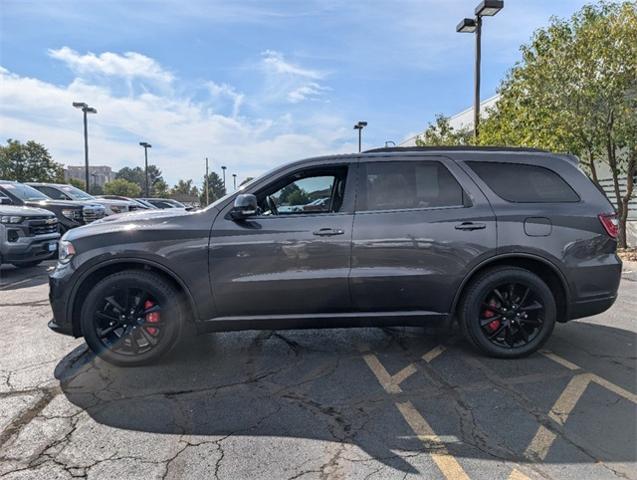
[144,299,160,335]
[483,299,500,332]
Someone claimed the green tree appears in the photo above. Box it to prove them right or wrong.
[103,179,141,197]
[68,178,86,189]
[0,139,64,182]
[200,172,226,206]
[171,179,199,197]
[478,1,637,247]
[116,165,166,196]
[415,115,473,146]
[286,188,309,206]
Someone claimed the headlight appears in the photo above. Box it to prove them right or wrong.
[0,215,22,224]
[58,240,76,264]
[61,208,77,219]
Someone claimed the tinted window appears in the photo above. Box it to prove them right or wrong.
[0,183,49,201]
[259,171,345,215]
[359,161,464,211]
[467,161,579,203]
[37,186,67,200]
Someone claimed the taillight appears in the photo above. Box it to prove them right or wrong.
[598,213,618,238]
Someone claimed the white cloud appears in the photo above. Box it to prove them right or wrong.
[261,49,324,80]
[48,47,174,84]
[0,57,352,186]
[206,81,245,118]
[259,50,330,104]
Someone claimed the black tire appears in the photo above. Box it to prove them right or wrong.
[80,270,184,367]
[458,267,556,358]
[11,260,42,268]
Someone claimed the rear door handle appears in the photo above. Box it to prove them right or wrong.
[313,228,345,236]
[454,222,486,231]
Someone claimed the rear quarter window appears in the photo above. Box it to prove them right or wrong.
[466,161,580,203]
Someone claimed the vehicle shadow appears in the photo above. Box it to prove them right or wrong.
[0,262,53,290]
[54,323,636,474]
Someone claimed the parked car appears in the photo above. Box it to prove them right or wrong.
[140,198,188,209]
[97,195,154,210]
[0,204,60,268]
[48,147,621,366]
[0,181,105,233]
[27,183,133,215]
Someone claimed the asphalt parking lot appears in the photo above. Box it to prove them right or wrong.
[1,261,636,480]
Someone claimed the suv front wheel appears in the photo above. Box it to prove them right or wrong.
[80,270,184,366]
[459,267,556,358]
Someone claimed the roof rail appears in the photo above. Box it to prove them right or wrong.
[364,145,551,154]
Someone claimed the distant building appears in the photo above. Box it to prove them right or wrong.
[65,165,114,188]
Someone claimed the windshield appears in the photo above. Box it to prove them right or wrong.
[0,183,50,201]
[58,185,95,200]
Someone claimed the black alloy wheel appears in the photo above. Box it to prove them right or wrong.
[479,282,545,349]
[459,267,556,358]
[81,270,183,366]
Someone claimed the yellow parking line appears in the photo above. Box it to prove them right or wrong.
[362,354,417,394]
[396,400,470,480]
[524,425,558,461]
[548,374,592,425]
[508,468,533,480]
[590,374,637,404]
[540,350,579,370]
[422,345,446,363]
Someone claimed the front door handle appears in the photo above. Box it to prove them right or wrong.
[313,228,345,236]
[454,222,486,231]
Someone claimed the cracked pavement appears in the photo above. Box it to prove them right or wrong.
[0,261,636,479]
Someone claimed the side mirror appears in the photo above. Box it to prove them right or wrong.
[230,194,258,220]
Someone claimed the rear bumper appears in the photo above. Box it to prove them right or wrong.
[567,294,617,320]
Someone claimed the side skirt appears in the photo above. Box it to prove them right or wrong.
[196,311,448,333]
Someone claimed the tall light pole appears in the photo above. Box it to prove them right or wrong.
[353,121,367,153]
[139,142,152,197]
[232,173,237,191]
[221,166,227,192]
[205,157,209,206]
[456,0,503,139]
[72,102,97,193]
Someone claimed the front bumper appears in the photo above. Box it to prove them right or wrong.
[1,232,60,264]
[48,263,77,336]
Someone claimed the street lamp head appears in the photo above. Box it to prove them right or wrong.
[72,102,87,109]
[139,142,152,148]
[475,0,503,17]
[456,18,477,33]
[221,166,227,170]
[354,121,368,130]
[85,107,97,114]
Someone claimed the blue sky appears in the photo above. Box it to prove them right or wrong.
[0,0,591,186]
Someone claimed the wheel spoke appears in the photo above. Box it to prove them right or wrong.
[96,311,119,324]
[493,288,505,303]
[96,324,119,338]
[139,327,158,346]
[481,303,505,315]
[519,287,531,307]
[488,323,507,339]
[142,304,161,315]
[517,317,542,326]
[105,296,124,313]
[504,325,515,346]
[519,301,543,312]
[480,315,502,327]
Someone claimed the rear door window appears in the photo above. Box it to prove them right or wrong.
[466,161,579,203]
[358,161,464,211]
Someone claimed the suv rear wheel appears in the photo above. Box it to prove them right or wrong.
[458,267,556,358]
[80,270,184,366]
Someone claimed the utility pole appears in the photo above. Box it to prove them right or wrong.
[232,173,237,191]
[205,157,209,206]
[353,121,367,153]
[221,166,227,192]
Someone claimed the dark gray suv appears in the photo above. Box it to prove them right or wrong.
[48,147,622,366]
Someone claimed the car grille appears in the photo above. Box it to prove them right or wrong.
[26,216,59,236]
[83,206,106,223]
